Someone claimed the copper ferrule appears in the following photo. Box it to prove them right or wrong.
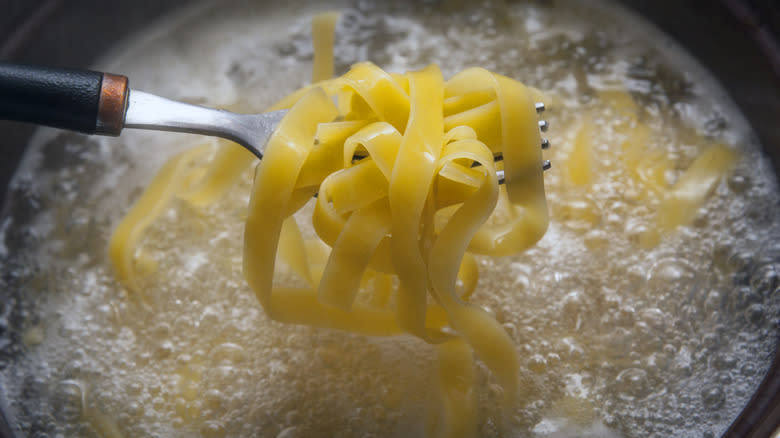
[96,72,129,136]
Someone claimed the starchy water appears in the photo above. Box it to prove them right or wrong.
[0,0,778,437]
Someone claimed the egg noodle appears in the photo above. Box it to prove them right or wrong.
[109,12,549,437]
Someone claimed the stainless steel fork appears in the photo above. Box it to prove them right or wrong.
[0,62,287,159]
[0,62,550,179]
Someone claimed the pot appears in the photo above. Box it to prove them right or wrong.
[0,1,778,437]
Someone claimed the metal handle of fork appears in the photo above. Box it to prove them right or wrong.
[0,62,288,158]
[123,90,286,158]
[0,62,128,135]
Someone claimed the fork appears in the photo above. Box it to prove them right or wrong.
[0,62,551,179]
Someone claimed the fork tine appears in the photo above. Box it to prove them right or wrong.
[360,99,551,186]
[496,160,550,185]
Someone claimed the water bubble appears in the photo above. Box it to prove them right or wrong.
[739,362,758,377]
[209,343,247,365]
[711,353,737,371]
[625,219,660,248]
[716,372,733,385]
[52,380,84,423]
[528,354,547,374]
[701,386,725,410]
[713,242,734,270]
[554,196,602,233]
[154,341,174,360]
[616,306,636,327]
[749,263,779,296]
[561,290,586,327]
[646,257,697,296]
[276,426,300,438]
[701,333,719,350]
[557,337,584,361]
[584,229,610,250]
[744,303,766,325]
[202,389,225,413]
[615,368,650,399]
[124,401,143,418]
[641,352,668,372]
[603,413,619,429]
[172,315,194,334]
[22,325,46,347]
[727,251,754,284]
[672,346,693,377]
[730,285,761,311]
[126,380,144,396]
[149,322,171,341]
[665,412,684,426]
[151,396,166,412]
[639,307,667,331]
[605,327,633,358]
[727,173,750,193]
[703,288,727,314]
[200,421,226,438]
[488,383,505,399]
[599,292,621,311]
[199,306,223,329]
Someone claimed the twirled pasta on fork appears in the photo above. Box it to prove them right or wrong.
[109,13,550,438]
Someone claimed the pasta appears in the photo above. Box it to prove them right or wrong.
[109,13,549,437]
[597,88,739,233]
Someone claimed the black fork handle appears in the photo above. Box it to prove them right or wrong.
[0,62,129,136]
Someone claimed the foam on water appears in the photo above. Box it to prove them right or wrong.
[1,0,778,437]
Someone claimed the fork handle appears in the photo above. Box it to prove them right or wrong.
[0,62,129,136]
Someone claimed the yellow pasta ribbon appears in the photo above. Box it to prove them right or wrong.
[445,68,549,256]
[658,144,738,229]
[243,87,339,313]
[108,144,211,292]
[430,338,477,438]
[389,64,445,340]
[311,12,341,82]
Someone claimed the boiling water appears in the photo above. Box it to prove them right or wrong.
[1,0,779,437]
